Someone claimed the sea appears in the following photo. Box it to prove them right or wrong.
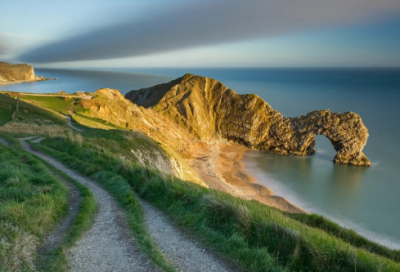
[2,67,400,249]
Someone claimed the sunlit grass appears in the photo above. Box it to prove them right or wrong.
[0,145,69,272]
[33,135,400,272]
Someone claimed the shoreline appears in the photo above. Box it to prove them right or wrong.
[226,143,307,213]
[0,78,51,87]
[188,141,305,214]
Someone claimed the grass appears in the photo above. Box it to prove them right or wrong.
[3,92,400,271]
[0,93,66,126]
[0,135,96,272]
[33,135,400,272]
[33,158,97,272]
[0,142,69,272]
[3,93,81,115]
[31,137,178,272]
[0,108,13,126]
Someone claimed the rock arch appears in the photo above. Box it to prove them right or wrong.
[287,110,371,166]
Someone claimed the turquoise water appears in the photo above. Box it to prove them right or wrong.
[3,67,400,248]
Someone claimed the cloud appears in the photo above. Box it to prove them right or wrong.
[17,0,400,63]
[0,35,8,55]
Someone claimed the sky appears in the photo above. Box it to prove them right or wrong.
[1,0,400,67]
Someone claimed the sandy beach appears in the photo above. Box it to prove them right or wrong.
[188,141,305,213]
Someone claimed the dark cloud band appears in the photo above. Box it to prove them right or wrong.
[17,0,400,63]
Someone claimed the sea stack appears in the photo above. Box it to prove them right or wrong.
[126,73,371,166]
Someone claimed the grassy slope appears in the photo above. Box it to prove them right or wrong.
[16,94,120,130]
[0,95,176,271]
[0,93,66,126]
[4,93,400,271]
[0,108,13,126]
[33,135,400,272]
[4,94,79,114]
[0,142,69,272]
[0,136,97,272]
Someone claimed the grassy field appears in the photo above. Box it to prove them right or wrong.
[32,134,400,272]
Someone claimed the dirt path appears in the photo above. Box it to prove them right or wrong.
[19,137,241,272]
[35,162,83,268]
[64,115,83,132]
[140,199,240,272]
[19,138,159,272]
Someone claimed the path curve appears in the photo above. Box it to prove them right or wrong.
[64,115,83,132]
[19,138,158,272]
[140,199,241,272]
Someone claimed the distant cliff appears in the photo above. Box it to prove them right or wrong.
[126,74,371,166]
[0,62,45,83]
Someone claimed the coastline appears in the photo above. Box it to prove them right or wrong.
[0,79,51,87]
[188,141,305,214]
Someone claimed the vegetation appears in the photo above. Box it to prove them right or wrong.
[0,136,97,272]
[0,93,66,126]
[33,157,97,272]
[2,91,400,271]
[0,141,69,271]
[15,95,80,114]
[33,134,400,272]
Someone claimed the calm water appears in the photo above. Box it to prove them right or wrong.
[2,67,400,248]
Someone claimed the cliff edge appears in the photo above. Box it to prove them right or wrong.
[0,62,44,83]
[126,74,371,166]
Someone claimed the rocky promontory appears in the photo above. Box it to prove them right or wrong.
[126,74,371,166]
[0,62,49,84]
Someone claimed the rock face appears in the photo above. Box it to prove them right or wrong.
[77,88,207,186]
[0,62,40,83]
[126,74,371,166]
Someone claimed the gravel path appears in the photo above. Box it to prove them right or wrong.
[19,138,159,272]
[18,137,240,272]
[65,115,83,132]
[140,199,240,272]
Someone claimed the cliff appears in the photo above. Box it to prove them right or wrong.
[0,62,42,83]
[76,88,207,186]
[126,74,371,166]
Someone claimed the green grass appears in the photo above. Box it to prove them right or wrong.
[0,108,13,126]
[30,137,178,272]
[32,156,97,272]
[0,93,66,126]
[71,113,123,131]
[6,94,81,115]
[3,92,400,271]
[0,136,96,272]
[33,135,400,272]
[0,142,69,272]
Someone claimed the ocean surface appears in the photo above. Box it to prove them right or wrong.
[2,67,400,249]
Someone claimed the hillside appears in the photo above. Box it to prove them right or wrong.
[126,74,371,166]
[1,84,400,272]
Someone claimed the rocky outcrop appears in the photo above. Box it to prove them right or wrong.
[0,62,47,83]
[126,74,371,166]
[77,88,207,186]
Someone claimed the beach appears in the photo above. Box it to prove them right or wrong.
[187,141,305,214]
